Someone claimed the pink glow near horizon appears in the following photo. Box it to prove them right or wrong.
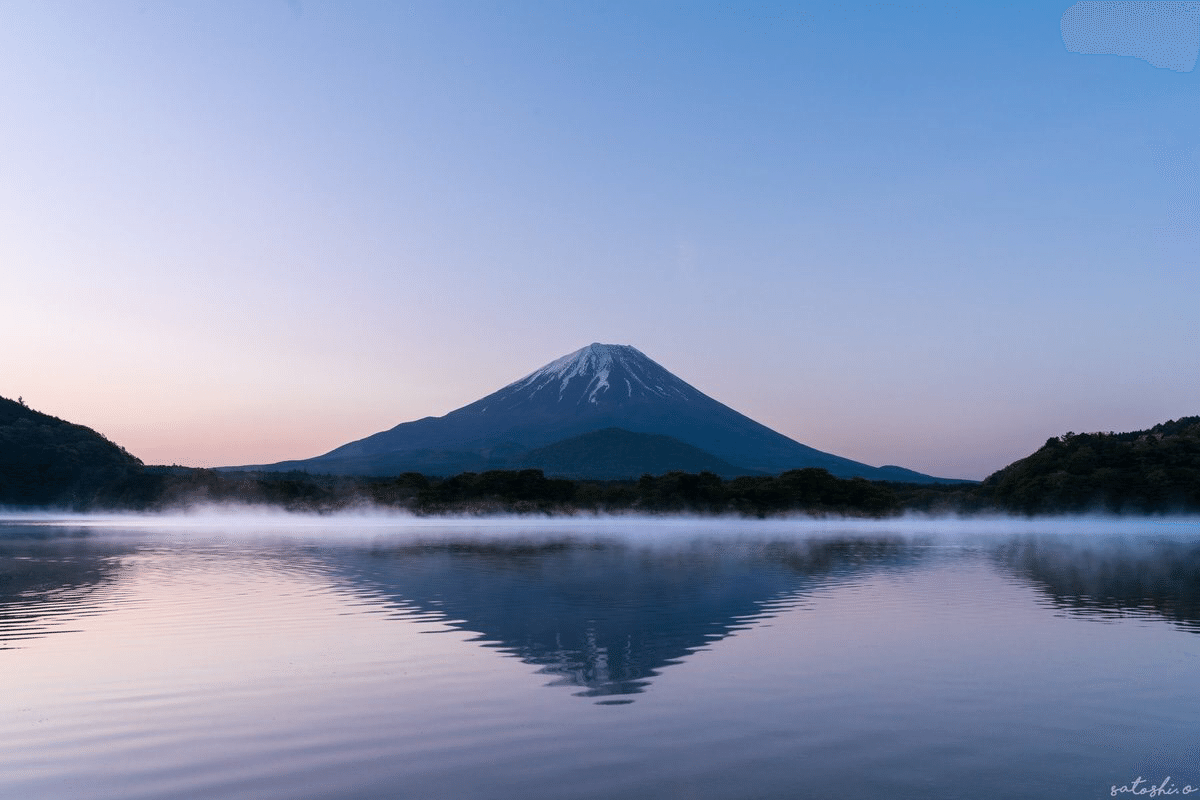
[3,2,1197,481]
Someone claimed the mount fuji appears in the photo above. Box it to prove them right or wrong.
[234,343,956,482]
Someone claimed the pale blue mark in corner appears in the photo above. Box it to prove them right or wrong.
[1061,1,1200,72]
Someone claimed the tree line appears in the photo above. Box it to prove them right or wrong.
[25,465,980,517]
[4,394,1198,516]
[977,417,1200,514]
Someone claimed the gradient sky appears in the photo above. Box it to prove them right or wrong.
[2,1,1198,480]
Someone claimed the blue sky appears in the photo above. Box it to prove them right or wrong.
[2,1,1198,479]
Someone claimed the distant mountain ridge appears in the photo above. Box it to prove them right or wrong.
[233,343,960,483]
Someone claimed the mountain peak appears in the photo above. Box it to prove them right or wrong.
[235,342,952,483]
[541,342,644,374]
[521,343,636,394]
[487,342,693,411]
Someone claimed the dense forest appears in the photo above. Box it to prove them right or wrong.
[6,464,969,517]
[0,396,143,507]
[977,417,1200,514]
[2,394,1198,516]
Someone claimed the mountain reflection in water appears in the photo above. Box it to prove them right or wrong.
[7,521,1200,701]
[5,519,1200,800]
[326,536,924,699]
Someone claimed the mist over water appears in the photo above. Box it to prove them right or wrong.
[3,514,1199,799]
[6,507,1200,536]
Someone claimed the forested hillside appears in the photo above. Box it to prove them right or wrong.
[979,417,1200,514]
[0,396,143,507]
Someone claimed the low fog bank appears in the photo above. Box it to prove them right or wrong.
[2,507,1198,544]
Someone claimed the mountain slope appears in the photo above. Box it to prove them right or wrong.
[516,427,762,480]
[0,396,143,507]
[237,343,958,482]
[980,417,1200,513]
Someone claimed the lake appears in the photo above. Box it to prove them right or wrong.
[2,514,1199,800]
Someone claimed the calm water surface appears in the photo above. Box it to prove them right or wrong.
[2,516,1199,800]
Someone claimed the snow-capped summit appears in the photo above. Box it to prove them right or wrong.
[233,343,950,483]
[464,343,699,414]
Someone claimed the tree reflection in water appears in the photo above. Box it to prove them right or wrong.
[993,534,1200,634]
[0,526,135,650]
